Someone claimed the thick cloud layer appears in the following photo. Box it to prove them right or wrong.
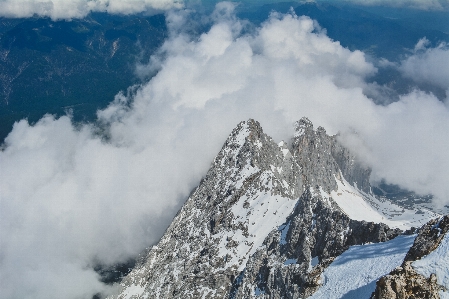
[0,0,183,19]
[1,3,449,299]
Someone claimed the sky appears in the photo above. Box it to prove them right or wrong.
[0,1,449,299]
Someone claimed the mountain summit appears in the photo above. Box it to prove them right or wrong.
[110,118,443,299]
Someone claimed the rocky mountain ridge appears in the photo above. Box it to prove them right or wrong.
[110,118,443,299]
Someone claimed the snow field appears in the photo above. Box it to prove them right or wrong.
[330,176,439,230]
[309,235,416,299]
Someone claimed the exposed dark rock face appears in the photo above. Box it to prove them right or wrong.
[111,118,404,299]
[403,216,449,264]
[371,216,449,299]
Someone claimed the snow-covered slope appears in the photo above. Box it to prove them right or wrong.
[309,235,416,299]
[330,177,439,230]
[111,118,440,299]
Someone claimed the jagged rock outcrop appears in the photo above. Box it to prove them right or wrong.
[229,189,401,299]
[403,216,449,264]
[293,118,371,194]
[371,216,449,299]
[111,118,423,299]
[372,264,442,299]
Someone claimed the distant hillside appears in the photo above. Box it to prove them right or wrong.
[0,13,167,142]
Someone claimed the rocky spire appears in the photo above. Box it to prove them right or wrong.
[292,117,371,194]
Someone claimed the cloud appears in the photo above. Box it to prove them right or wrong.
[399,38,449,93]
[362,90,449,200]
[1,3,449,298]
[1,0,447,20]
[326,0,449,10]
[0,0,183,20]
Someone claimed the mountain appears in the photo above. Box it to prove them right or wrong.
[0,13,167,142]
[108,118,445,299]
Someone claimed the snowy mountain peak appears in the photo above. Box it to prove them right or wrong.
[114,119,302,298]
[214,119,291,179]
[294,117,314,138]
[111,118,440,299]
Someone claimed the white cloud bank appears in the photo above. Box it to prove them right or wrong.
[0,0,183,20]
[399,38,449,92]
[1,0,447,20]
[1,3,449,299]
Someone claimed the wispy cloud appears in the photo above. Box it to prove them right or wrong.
[324,0,449,10]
